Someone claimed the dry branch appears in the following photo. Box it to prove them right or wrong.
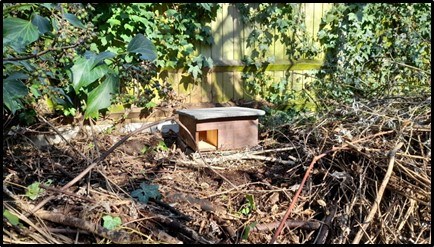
[352,142,404,244]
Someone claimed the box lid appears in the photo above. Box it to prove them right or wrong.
[176,106,265,121]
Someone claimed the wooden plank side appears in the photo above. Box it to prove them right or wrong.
[221,4,234,102]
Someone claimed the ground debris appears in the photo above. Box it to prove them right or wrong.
[3,95,431,244]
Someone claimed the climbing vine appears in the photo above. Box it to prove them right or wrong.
[235,3,320,113]
[314,3,431,106]
[88,3,220,107]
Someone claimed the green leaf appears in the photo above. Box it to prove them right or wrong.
[107,18,121,27]
[102,215,122,230]
[31,14,51,34]
[25,182,44,200]
[3,17,39,52]
[70,55,109,93]
[157,140,168,151]
[63,13,86,29]
[85,73,119,119]
[242,222,257,240]
[199,3,211,11]
[131,183,161,204]
[127,33,157,61]
[92,51,116,69]
[145,101,157,109]
[3,73,29,114]
[3,210,20,226]
[187,65,202,80]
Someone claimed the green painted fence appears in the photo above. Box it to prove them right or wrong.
[160,3,332,104]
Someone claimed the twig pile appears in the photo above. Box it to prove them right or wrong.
[2,94,430,244]
[268,94,431,244]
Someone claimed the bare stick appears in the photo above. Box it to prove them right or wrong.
[351,142,404,244]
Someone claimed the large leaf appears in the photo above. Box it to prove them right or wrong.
[3,73,29,114]
[3,17,39,52]
[31,14,51,34]
[70,55,109,93]
[85,74,119,119]
[63,13,86,29]
[127,34,157,61]
[92,51,116,69]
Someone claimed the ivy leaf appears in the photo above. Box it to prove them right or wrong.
[199,3,211,11]
[102,215,122,230]
[205,57,214,69]
[70,55,109,93]
[63,13,86,29]
[31,14,51,34]
[3,73,29,114]
[188,65,202,80]
[131,183,161,204]
[85,73,119,119]
[92,51,116,69]
[3,17,39,52]
[127,33,157,61]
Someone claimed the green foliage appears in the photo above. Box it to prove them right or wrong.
[102,215,122,230]
[242,222,257,240]
[3,3,157,122]
[3,209,21,227]
[88,3,220,108]
[314,3,431,106]
[25,180,51,200]
[140,140,168,155]
[131,183,161,204]
[236,3,320,112]
[238,194,256,216]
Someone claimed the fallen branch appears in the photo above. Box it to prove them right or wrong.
[154,215,214,244]
[204,153,295,165]
[252,219,321,232]
[351,142,403,244]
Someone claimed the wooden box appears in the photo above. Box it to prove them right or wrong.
[176,107,265,151]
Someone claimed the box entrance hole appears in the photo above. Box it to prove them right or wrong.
[198,129,218,151]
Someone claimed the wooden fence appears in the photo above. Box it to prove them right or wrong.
[159,3,332,104]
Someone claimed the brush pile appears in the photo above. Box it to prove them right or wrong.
[2,94,430,244]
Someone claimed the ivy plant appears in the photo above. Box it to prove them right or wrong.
[88,3,220,108]
[314,3,431,106]
[235,3,320,113]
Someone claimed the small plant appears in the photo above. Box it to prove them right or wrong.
[242,222,257,240]
[102,215,122,230]
[131,182,161,204]
[156,140,168,152]
[238,194,256,216]
[25,180,52,200]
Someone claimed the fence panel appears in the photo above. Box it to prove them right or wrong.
[165,3,332,104]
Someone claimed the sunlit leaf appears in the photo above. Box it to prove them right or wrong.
[85,73,119,119]
[3,210,20,226]
[3,17,39,52]
[102,215,122,230]
[70,55,108,93]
